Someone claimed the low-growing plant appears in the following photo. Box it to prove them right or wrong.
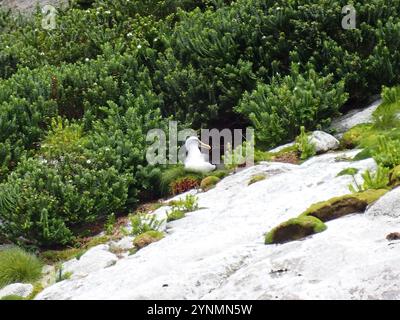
[349,166,390,193]
[222,138,254,171]
[166,208,186,222]
[200,176,220,191]
[0,247,43,288]
[371,136,400,168]
[55,266,73,283]
[170,176,200,195]
[170,194,199,212]
[296,127,316,160]
[104,214,116,236]
[127,213,165,237]
[166,194,199,222]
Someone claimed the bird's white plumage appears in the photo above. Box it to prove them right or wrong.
[184,136,216,173]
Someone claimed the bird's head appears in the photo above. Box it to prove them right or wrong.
[185,136,211,150]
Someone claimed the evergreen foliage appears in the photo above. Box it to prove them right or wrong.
[2,0,400,246]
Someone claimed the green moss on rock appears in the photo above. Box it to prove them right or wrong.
[133,231,164,249]
[248,174,267,185]
[265,216,326,245]
[200,176,220,191]
[301,189,388,222]
[341,124,374,148]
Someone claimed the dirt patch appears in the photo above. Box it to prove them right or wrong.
[386,232,400,241]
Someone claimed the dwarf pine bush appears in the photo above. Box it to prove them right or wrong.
[236,65,347,147]
[1,0,400,247]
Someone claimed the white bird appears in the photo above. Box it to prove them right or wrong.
[184,136,216,173]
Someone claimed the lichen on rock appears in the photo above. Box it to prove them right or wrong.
[300,189,388,222]
[265,216,327,245]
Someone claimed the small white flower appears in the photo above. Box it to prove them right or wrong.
[40,52,45,56]
[137,44,142,49]
[127,32,133,37]
[86,159,92,164]
[85,58,90,62]
[105,10,111,14]
[153,38,158,42]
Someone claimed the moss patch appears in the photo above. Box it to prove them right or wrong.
[133,231,164,249]
[341,123,374,148]
[200,176,220,191]
[301,189,388,222]
[248,174,267,185]
[265,216,326,244]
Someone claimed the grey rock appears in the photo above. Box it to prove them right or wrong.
[366,187,400,219]
[61,244,118,279]
[0,283,33,299]
[308,131,340,153]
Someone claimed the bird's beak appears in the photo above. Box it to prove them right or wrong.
[199,141,211,150]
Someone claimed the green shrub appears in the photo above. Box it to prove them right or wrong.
[0,247,43,288]
[235,64,347,148]
[0,158,130,246]
[2,0,400,249]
